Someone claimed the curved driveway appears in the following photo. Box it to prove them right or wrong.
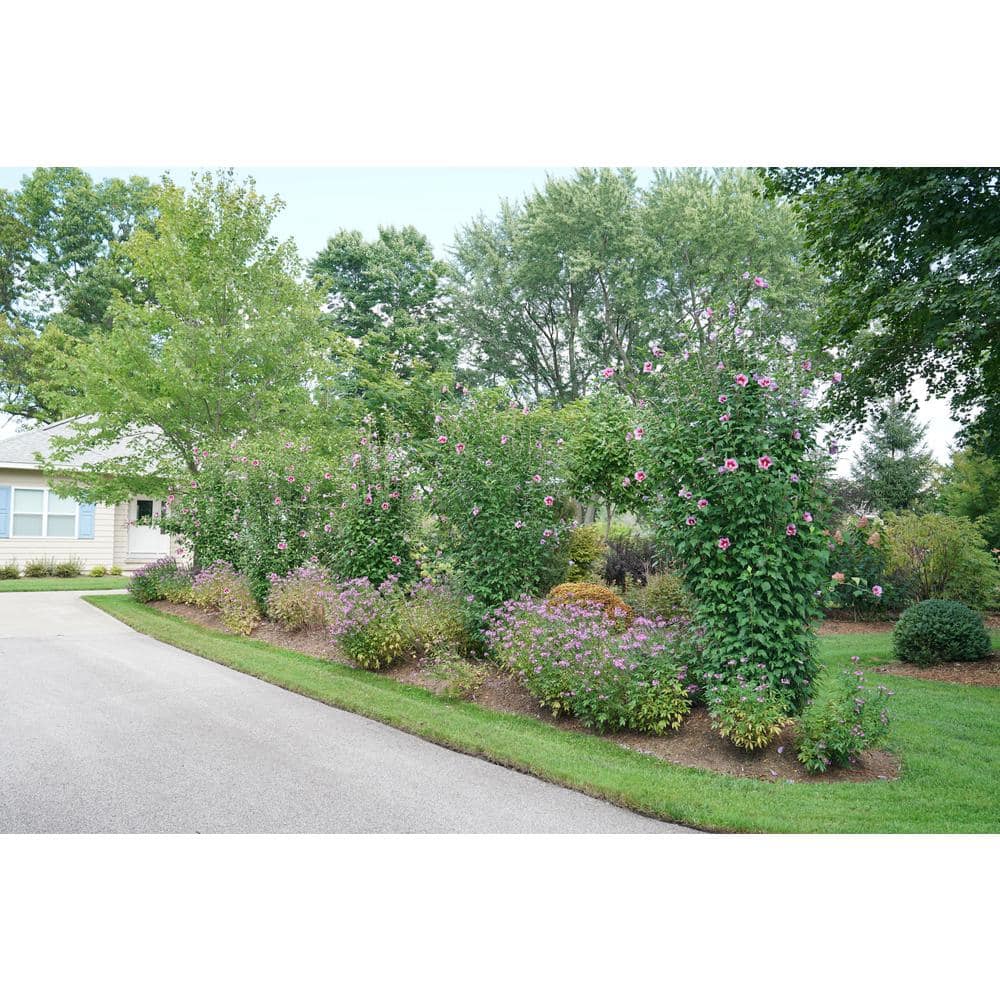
[0,591,689,833]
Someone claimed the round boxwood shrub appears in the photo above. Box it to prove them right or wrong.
[892,599,991,665]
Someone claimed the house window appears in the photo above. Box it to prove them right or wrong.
[136,499,154,521]
[10,488,79,538]
[12,489,44,537]
[47,492,78,537]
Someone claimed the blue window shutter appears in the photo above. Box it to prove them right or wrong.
[78,502,96,539]
[0,486,9,538]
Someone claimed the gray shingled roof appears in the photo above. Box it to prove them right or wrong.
[0,418,156,469]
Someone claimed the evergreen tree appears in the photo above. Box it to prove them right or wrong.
[851,399,935,513]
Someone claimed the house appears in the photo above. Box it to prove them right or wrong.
[0,419,178,574]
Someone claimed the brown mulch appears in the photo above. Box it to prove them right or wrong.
[818,619,896,635]
[870,653,1000,688]
[150,599,900,785]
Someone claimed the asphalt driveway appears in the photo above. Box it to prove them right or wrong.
[0,591,690,833]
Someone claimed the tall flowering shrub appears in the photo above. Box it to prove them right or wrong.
[317,422,419,586]
[162,438,338,600]
[632,276,839,705]
[425,389,570,607]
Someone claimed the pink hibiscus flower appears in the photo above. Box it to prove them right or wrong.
[786,523,797,536]
[718,537,731,551]
[634,470,647,483]
[735,373,749,387]
[544,495,554,507]
[757,455,773,470]
[724,458,739,472]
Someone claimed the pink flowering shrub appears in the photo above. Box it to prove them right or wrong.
[795,668,894,773]
[162,436,339,601]
[315,422,419,586]
[190,560,260,635]
[632,275,838,704]
[426,389,570,607]
[485,596,695,733]
[325,576,408,670]
[265,562,331,630]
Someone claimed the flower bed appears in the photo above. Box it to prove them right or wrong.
[146,601,899,783]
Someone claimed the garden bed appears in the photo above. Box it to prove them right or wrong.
[151,599,898,784]
[870,655,1000,688]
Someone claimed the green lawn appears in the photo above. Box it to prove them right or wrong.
[86,594,1000,833]
[1,576,127,592]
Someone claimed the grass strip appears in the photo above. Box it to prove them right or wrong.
[85,595,1000,833]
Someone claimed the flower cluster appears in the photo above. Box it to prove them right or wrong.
[484,595,695,733]
[265,562,331,630]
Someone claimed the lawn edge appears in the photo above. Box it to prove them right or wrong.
[85,594,741,832]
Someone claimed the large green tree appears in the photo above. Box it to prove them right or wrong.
[764,168,1000,457]
[452,168,823,403]
[850,399,935,513]
[936,449,1000,551]
[308,226,456,434]
[41,171,335,501]
[0,168,157,421]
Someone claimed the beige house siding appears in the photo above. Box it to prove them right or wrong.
[0,468,115,572]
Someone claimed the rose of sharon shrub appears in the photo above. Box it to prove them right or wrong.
[892,599,991,665]
[317,422,419,586]
[162,437,339,601]
[796,668,894,773]
[633,275,836,705]
[485,596,694,733]
[426,389,569,607]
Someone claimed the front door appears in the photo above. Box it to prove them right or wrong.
[127,498,171,557]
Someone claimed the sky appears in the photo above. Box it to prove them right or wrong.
[0,167,962,467]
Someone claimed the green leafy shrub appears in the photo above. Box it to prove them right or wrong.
[826,515,914,617]
[426,652,488,699]
[109,565,123,576]
[53,559,83,578]
[401,578,474,655]
[636,276,835,706]
[563,524,607,582]
[0,562,20,580]
[159,573,194,604]
[89,565,108,577]
[796,668,894,773]
[547,582,634,624]
[883,511,1000,610]
[425,389,569,607]
[706,678,790,751]
[23,558,56,578]
[190,561,261,635]
[266,563,331,630]
[325,577,408,670]
[129,557,185,603]
[892,599,991,665]
[624,571,689,621]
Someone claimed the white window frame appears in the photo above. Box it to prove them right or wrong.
[9,487,79,539]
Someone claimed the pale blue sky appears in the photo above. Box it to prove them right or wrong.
[0,167,657,262]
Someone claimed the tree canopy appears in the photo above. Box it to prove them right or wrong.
[452,168,822,403]
[40,171,335,501]
[764,168,1000,457]
[309,225,456,432]
[0,167,157,421]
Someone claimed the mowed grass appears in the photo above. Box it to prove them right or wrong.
[86,594,1000,833]
[0,575,127,592]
